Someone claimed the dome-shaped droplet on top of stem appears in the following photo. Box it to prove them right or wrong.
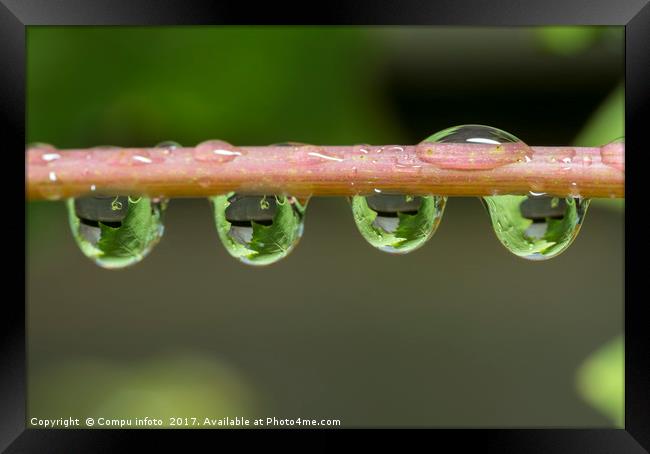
[421,125,590,260]
[155,140,182,151]
[194,140,244,163]
[27,143,60,166]
[416,124,533,170]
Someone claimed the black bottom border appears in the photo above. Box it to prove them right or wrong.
[4,428,650,452]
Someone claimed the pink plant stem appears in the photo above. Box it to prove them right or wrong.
[26,143,624,200]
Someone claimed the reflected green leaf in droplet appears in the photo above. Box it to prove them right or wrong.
[351,195,444,253]
[212,194,306,266]
[482,195,589,260]
[67,196,166,269]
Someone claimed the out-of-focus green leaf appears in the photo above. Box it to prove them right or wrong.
[28,353,259,427]
[576,336,624,427]
[27,27,400,148]
[574,83,625,212]
[535,27,603,56]
[573,84,624,147]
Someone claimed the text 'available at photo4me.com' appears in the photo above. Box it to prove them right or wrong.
[29,416,343,428]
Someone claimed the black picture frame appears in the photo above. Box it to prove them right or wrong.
[5,0,648,450]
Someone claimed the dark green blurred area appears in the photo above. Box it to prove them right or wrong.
[27,26,623,427]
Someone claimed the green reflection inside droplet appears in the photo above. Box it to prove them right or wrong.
[211,193,307,266]
[350,193,446,254]
[482,194,590,260]
[67,196,167,269]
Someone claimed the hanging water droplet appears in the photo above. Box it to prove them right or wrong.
[420,125,590,259]
[482,194,590,260]
[416,124,533,170]
[67,195,167,269]
[211,193,307,266]
[350,193,446,254]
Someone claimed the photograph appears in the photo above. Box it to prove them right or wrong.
[25,25,624,428]
[3,0,648,450]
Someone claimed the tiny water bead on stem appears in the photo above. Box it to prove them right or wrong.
[25,127,624,268]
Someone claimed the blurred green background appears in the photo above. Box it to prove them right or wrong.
[27,26,623,428]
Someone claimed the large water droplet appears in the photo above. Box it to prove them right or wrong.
[417,124,532,170]
[67,195,167,269]
[350,193,446,254]
[421,125,590,259]
[211,193,307,266]
[482,194,590,260]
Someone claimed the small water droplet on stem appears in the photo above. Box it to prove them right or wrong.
[194,140,244,163]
